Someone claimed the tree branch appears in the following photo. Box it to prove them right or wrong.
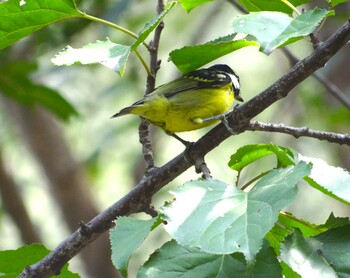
[138,0,165,172]
[19,19,350,278]
[248,121,350,145]
[281,48,350,109]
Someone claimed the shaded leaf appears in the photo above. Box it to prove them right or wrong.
[281,229,339,278]
[0,0,82,50]
[110,217,158,277]
[328,0,349,7]
[138,239,281,277]
[51,39,131,76]
[314,225,350,277]
[0,61,78,121]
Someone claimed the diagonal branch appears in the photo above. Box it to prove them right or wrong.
[248,121,350,145]
[19,19,350,278]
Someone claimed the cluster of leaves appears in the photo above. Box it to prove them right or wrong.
[110,144,350,277]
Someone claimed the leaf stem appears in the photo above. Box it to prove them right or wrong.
[81,13,151,75]
[280,0,301,15]
[240,170,269,190]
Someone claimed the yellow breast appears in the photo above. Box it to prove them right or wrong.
[130,84,234,133]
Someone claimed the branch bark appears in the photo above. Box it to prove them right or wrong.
[19,19,350,278]
[248,121,350,145]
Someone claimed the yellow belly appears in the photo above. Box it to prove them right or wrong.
[130,85,234,133]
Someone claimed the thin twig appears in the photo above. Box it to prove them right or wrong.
[248,121,350,145]
[281,48,350,109]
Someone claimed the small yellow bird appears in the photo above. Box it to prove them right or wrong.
[112,64,242,143]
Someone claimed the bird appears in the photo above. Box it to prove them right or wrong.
[112,64,243,144]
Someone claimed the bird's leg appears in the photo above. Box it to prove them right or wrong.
[201,109,233,123]
[166,131,192,146]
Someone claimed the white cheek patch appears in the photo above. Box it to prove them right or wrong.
[229,73,240,90]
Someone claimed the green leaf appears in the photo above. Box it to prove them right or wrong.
[169,36,258,73]
[314,225,350,277]
[110,217,157,277]
[300,155,350,205]
[138,240,281,277]
[131,1,176,50]
[178,0,216,12]
[0,61,78,121]
[161,162,310,264]
[320,213,350,230]
[0,0,82,50]
[238,0,311,14]
[265,8,332,53]
[228,144,297,172]
[328,0,349,7]
[0,244,79,277]
[278,212,326,237]
[281,229,343,278]
[51,39,131,76]
[232,9,331,54]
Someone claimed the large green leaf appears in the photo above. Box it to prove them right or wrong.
[300,155,350,205]
[0,61,78,121]
[238,0,311,14]
[51,39,131,76]
[170,36,258,73]
[232,9,331,54]
[161,162,310,264]
[138,240,281,277]
[0,0,82,50]
[110,217,158,277]
[314,225,350,277]
[0,244,79,277]
[281,228,349,278]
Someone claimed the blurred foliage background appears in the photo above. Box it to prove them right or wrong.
[0,0,349,276]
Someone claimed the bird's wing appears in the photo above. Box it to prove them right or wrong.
[133,68,232,105]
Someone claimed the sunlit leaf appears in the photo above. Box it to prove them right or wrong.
[300,155,350,205]
[161,162,310,264]
[238,0,311,14]
[0,244,78,277]
[228,143,296,172]
[170,36,258,73]
[51,39,131,76]
[0,0,82,50]
[232,9,331,54]
[178,0,216,12]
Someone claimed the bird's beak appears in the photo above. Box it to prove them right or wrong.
[236,95,244,102]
